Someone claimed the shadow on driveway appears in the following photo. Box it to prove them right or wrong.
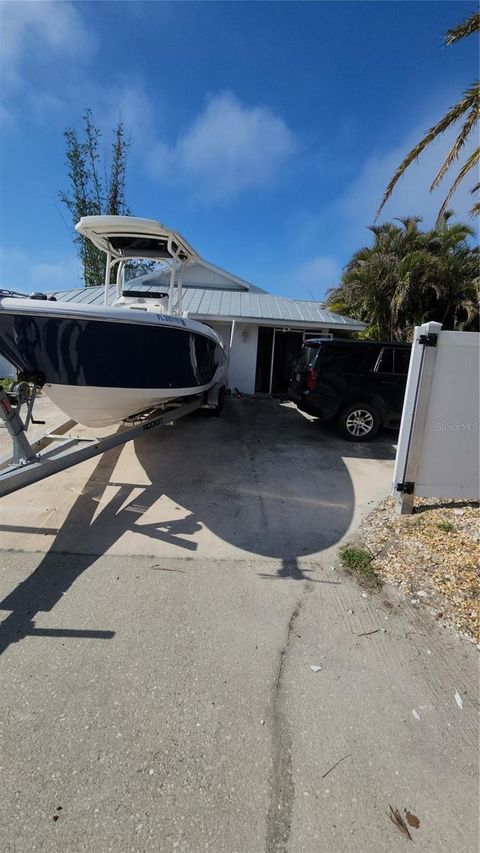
[0,398,395,656]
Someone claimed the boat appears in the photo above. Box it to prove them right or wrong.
[0,216,227,427]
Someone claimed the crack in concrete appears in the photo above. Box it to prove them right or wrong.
[265,587,306,853]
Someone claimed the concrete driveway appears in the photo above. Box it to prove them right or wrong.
[0,397,478,852]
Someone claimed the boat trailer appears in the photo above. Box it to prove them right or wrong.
[0,382,225,498]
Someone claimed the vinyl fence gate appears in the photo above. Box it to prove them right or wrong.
[393,321,479,514]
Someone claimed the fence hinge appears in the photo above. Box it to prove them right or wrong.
[418,333,438,347]
[396,481,415,494]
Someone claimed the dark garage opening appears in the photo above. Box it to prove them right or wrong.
[271,331,304,395]
[255,327,274,393]
[255,327,304,395]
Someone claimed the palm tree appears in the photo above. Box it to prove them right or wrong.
[422,213,479,329]
[376,12,480,222]
[327,213,479,340]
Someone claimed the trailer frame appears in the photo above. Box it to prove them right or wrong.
[0,382,225,498]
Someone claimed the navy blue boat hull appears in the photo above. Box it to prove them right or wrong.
[0,307,226,425]
[0,312,225,390]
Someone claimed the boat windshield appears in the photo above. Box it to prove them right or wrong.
[108,235,189,260]
[116,259,185,313]
[123,259,170,285]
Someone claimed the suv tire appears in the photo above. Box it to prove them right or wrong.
[337,402,380,441]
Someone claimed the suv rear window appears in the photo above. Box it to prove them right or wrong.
[316,345,375,372]
[374,346,411,374]
[296,345,320,368]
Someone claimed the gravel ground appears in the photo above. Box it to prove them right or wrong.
[362,497,480,645]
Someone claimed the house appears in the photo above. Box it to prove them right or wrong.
[51,258,364,396]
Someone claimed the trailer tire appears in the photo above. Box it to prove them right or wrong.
[205,385,225,417]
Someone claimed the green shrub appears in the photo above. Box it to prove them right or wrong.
[340,546,382,588]
[437,521,455,533]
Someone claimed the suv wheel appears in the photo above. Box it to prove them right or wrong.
[337,402,380,441]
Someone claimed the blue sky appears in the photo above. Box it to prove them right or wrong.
[0,0,477,300]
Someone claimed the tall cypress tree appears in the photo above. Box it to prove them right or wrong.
[60,110,130,287]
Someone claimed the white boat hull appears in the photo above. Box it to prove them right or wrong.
[45,371,225,428]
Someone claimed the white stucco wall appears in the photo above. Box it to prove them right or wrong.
[208,321,258,394]
[228,324,258,394]
[208,322,232,349]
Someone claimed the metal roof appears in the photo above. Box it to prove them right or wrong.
[122,260,267,293]
[51,283,365,329]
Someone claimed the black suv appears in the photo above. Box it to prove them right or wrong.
[288,338,411,441]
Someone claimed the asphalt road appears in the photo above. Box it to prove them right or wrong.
[0,397,478,852]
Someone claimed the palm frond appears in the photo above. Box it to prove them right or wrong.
[430,104,479,190]
[376,85,479,219]
[445,12,480,46]
[433,208,455,231]
[436,147,480,222]
[397,250,430,275]
[433,216,475,244]
[394,216,423,231]
[456,297,479,326]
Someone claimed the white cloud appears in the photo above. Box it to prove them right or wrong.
[0,1,93,63]
[0,247,82,294]
[147,92,298,201]
[28,90,64,119]
[101,79,155,142]
[262,254,341,300]
[296,255,341,291]
[0,1,95,121]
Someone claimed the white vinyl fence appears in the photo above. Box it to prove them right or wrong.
[393,321,479,514]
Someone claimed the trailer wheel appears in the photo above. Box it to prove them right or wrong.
[207,385,225,417]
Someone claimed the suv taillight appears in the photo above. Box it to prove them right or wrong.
[306,367,317,391]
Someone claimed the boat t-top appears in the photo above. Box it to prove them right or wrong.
[0,216,227,427]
